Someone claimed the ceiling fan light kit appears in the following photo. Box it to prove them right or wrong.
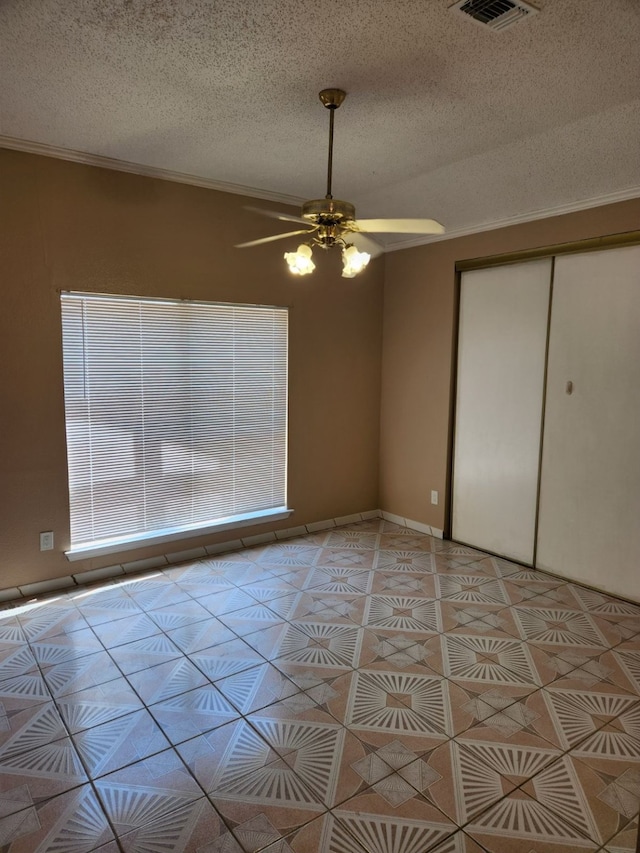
[237,89,445,278]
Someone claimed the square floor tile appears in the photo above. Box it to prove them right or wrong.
[373,548,437,573]
[42,649,123,697]
[512,606,612,649]
[521,752,637,848]
[126,657,208,705]
[438,633,542,687]
[146,598,213,631]
[18,606,88,642]
[30,628,104,667]
[0,700,67,755]
[148,684,240,745]
[55,676,145,734]
[0,645,38,683]
[215,662,299,715]
[363,594,441,633]
[163,619,236,655]
[117,796,229,853]
[466,787,594,851]
[107,633,184,675]
[0,735,88,816]
[73,708,170,778]
[0,784,115,852]
[331,789,456,850]
[0,673,53,716]
[124,581,192,612]
[289,591,366,624]
[74,591,144,627]
[190,637,263,681]
[343,668,451,740]
[90,612,162,648]
[94,748,203,831]
[177,720,324,839]
[357,628,443,672]
[273,622,363,670]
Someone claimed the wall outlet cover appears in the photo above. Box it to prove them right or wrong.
[40,531,54,551]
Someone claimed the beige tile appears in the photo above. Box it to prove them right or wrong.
[73,708,170,778]
[289,590,366,624]
[357,628,442,672]
[126,657,208,705]
[0,735,88,814]
[521,753,636,848]
[0,785,115,851]
[601,815,638,852]
[56,676,145,733]
[437,600,506,634]
[467,787,594,851]
[94,748,203,828]
[178,721,323,839]
[216,662,300,715]
[117,797,229,853]
[331,786,456,849]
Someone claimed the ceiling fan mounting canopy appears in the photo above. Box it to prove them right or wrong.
[318,88,346,110]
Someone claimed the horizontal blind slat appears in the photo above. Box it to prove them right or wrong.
[61,293,288,546]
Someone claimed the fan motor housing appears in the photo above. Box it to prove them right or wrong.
[302,198,355,224]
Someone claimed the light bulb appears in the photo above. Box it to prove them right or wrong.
[284,244,315,276]
[341,244,371,278]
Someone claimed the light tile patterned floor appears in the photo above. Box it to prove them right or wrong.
[1,519,639,852]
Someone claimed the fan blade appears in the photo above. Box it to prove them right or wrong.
[344,231,384,258]
[235,229,315,249]
[245,206,308,226]
[355,218,445,235]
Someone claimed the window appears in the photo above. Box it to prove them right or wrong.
[61,292,289,559]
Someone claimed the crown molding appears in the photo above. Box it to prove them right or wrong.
[2,135,639,251]
[383,187,640,252]
[0,135,305,208]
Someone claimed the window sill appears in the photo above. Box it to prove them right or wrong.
[64,507,294,562]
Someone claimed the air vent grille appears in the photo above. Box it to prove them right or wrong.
[450,0,539,31]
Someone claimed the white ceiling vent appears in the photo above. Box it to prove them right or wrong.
[450,0,539,31]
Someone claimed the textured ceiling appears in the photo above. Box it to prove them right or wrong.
[1,0,639,248]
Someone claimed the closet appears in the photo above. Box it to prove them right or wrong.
[451,243,640,600]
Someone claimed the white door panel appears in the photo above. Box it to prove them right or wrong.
[536,245,640,598]
[452,259,552,564]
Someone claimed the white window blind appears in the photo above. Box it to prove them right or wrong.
[61,292,288,555]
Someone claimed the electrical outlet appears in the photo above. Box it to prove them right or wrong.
[40,531,54,551]
[430,490,439,505]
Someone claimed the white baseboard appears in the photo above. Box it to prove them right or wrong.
[380,510,444,538]
[2,508,448,604]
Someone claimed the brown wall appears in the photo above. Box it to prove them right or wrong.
[380,199,640,532]
[2,145,638,592]
[0,149,384,590]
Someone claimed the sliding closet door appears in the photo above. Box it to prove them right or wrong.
[536,245,640,597]
[452,259,552,564]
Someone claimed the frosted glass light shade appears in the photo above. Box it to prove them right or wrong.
[284,244,315,275]
[342,244,370,278]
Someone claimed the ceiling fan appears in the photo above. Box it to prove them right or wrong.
[236,88,445,277]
